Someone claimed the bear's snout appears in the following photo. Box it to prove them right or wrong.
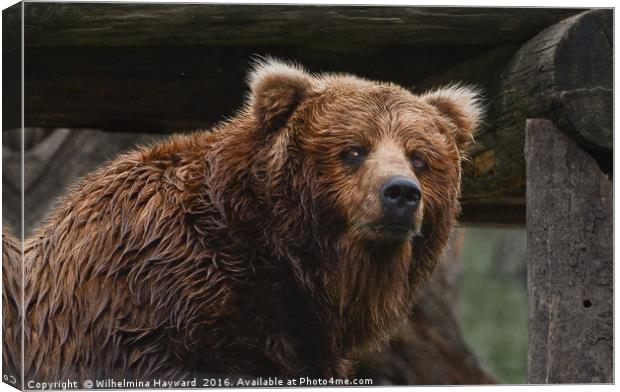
[380,176,421,230]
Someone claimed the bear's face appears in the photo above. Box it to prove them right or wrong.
[246,59,482,251]
[296,86,460,246]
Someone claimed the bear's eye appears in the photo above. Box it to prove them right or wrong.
[340,146,367,166]
[410,153,428,172]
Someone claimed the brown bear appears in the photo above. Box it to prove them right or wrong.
[3,59,482,385]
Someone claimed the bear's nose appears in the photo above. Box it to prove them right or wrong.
[381,176,421,216]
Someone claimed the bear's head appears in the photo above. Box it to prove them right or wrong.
[210,58,482,347]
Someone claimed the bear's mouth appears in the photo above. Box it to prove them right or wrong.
[371,222,414,239]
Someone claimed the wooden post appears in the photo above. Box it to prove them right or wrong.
[525,119,612,383]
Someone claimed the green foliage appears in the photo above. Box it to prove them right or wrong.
[458,227,528,384]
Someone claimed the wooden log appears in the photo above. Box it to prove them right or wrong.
[416,9,612,222]
[22,4,582,48]
[495,9,612,166]
[525,119,612,383]
[15,4,585,136]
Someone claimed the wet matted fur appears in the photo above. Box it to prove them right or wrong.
[2,59,482,383]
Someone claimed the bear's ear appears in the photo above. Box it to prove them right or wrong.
[421,85,484,155]
[247,58,313,135]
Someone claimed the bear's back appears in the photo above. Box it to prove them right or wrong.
[19,131,248,381]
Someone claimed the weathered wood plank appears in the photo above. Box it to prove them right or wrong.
[22,4,583,48]
[526,119,612,383]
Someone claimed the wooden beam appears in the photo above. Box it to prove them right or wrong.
[526,119,612,383]
[20,44,494,132]
[22,4,583,48]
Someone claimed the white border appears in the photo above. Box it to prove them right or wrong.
[0,1,616,392]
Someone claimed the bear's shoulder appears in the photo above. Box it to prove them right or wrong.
[32,132,218,245]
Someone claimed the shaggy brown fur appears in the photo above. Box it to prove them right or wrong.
[2,229,22,387]
[3,59,482,383]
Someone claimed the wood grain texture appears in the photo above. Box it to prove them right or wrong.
[496,9,612,166]
[22,3,582,48]
[526,119,612,383]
